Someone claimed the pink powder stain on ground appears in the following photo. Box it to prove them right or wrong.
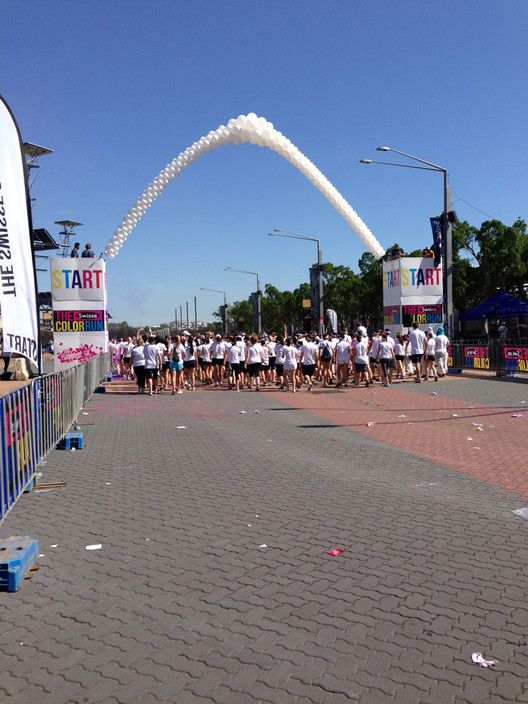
[193,413,231,419]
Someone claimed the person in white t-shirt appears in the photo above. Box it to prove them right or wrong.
[227,336,242,391]
[319,335,334,387]
[130,338,146,392]
[369,331,382,381]
[144,336,163,395]
[299,335,318,391]
[282,338,298,392]
[169,335,185,393]
[334,335,352,387]
[407,323,427,383]
[425,331,439,381]
[245,334,263,391]
[377,334,396,387]
[434,327,450,377]
[211,335,227,387]
[352,333,370,387]
[200,335,213,385]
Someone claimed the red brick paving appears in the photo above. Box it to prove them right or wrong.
[260,378,528,499]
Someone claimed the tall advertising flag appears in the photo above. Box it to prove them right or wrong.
[0,95,40,372]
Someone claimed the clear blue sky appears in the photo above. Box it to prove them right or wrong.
[3,0,527,326]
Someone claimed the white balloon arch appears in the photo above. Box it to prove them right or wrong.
[104,113,385,259]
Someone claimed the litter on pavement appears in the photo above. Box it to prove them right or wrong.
[512,507,528,519]
[472,652,498,668]
[326,549,344,556]
[86,544,102,550]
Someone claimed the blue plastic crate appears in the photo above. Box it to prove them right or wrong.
[0,537,39,592]
[58,432,84,450]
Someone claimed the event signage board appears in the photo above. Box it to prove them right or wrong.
[50,257,107,371]
[464,346,490,369]
[0,95,40,370]
[504,347,528,373]
[383,257,443,333]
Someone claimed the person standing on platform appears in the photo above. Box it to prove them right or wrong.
[81,243,95,258]
[71,242,80,257]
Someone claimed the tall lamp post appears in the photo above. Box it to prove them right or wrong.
[360,147,454,333]
[224,267,261,334]
[268,228,324,336]
[200,287,228,334]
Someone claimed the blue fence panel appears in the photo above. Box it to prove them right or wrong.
[1,354,108,524]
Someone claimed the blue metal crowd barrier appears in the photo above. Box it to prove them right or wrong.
[0,354,108,523]
[448,339,528,375]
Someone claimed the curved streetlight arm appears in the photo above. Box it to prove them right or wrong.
[376,147,445,173]
[360,159,441,172]
[272,228,319,244]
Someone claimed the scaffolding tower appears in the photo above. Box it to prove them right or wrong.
[54,220,84,257]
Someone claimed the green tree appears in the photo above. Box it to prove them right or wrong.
[453,218,528,307]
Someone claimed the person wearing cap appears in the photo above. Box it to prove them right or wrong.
[391,242,404,260]
[434,327,450,377]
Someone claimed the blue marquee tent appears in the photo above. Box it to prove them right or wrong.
[459,290,528,321]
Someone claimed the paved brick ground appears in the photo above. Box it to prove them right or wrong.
[1,374,528,704]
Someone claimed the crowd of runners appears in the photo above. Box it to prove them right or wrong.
[108,323,450,394]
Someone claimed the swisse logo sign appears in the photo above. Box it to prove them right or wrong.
[421,305,440,314]
[465,348,479,357]
[505,349,521,359]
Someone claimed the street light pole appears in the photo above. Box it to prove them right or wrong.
[200,287,228,334]
[224,267,261,334]
[268,229,324,336]
[360,147,454,333]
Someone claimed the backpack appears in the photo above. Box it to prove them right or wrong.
[321,343,332,362]
[171,346,180,363]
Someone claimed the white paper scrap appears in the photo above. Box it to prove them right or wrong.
[259,544,268,548]
[86,544,102,550]
[472,652,498,668]
[512,507,528,519]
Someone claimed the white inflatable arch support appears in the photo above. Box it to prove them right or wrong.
[104,113,385,259]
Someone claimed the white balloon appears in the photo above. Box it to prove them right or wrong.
[105,113,385,259]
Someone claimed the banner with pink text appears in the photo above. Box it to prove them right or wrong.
[50,257,107,371]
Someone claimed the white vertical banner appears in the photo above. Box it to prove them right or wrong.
[0,95,40,370]
[50,257,108,372]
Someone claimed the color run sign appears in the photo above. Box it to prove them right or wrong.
[504,347,528,372]
[50,258,108,371]
[383,257,443,332]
